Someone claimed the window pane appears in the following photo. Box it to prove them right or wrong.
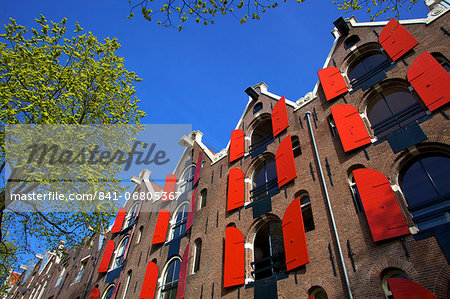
[368,94,392,125]
[401,160,439,207]
[420,156,450,196]
[384,89,418,114]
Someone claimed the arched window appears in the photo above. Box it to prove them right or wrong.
[381,268,409,299]
[432,53,450,72]
[122,270,132,299]
[250,116,274,156]
[400,154,450,210]
[101,284,115,299]
[169,202,189,241]
[328,115,338,137]
[136,226,143,244]
[178,166,195,194]
[192,238,202,274]
[253,102,263,114]
[111,236,129,270]
[344,35,360,50]
[253,220,285,280]
[159,258,181,299]
[367,86,425,138]
[123,203,139,229]
[348,51,390,89]
[308,286,328,299]
[348,166,365,213]
[295,191,315,232]
[251,157,278,202]
[291,136,302,157]
[198,189,207,210]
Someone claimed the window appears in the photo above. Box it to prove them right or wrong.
[101,284,116,299]
[348,167,365,213]
[55,266,66,287]
[198,189,207,210]
[36,281,47,299]
[381,268,409,299]
[178,166,195,194]
[159,258,181,299]
[192,239,202,274]
[295,191,315,232]
[251,158,278,202]
[432,53,450,72]
[308,286,328,299]
[137,226,143,244]
[250,116,274,156]
[400,154,450,231]
[122,271,132,299]
[328,115,338,137]
[112,236,129,270]
[253,102,263,114]
[169,203,189,241]
[123,203,139,229]
[252,220,285,280]
[291,136,302,157]
[344,35,360,50]
[367,86,425,138]
[74,261,86,283]
[348,51,390,88]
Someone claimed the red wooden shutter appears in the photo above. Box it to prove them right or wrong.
[176,242,190,299]
[353,169,409,242]
[89,287,100,299]
[163,174,177,202]
[317,67,348,101]
[388,278,437,299]
[282,198,309,271]
[271,96,290,137]
[111,207,126,234]
[331,104,371,152]
[224,227,245,288]
[275,134,297,188]
[227,168,245,212]
[139,262,159,299]
[151,209,170,245]
[407,51,450,111]
[379,19,418,61]
[186,187,198,232]
[229,129,245,162]
[193,150,204,186]
[97,240,115,273]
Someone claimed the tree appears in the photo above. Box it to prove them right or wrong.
[0,15,145,283]
[128,0,418,30]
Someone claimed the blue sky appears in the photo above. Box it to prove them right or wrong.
[1,0,429,151]
[1,0,430,267]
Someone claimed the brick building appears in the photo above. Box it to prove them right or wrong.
[7,1,450,298]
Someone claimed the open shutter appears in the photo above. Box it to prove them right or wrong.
[163,174,177,202]
[407,51,450,111]
[89,287,100,299]
[229,129,245,162]
[388,278,437,299]
[275,135,297,188]
[379,19,418,61]
[271,96,290,137]
[353,169,409,242]
[139,262,159,299]
[282,198,309,271]
[224,227,245,288]
[97,240,115,273]
[193,151,204,186]
[227,168,245,212]
[152,209,170,244]
[176,242,190,299]
[317,67,348,101]
[331,104,371,152]
[186,187,198,232]
[111,207,126,234]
